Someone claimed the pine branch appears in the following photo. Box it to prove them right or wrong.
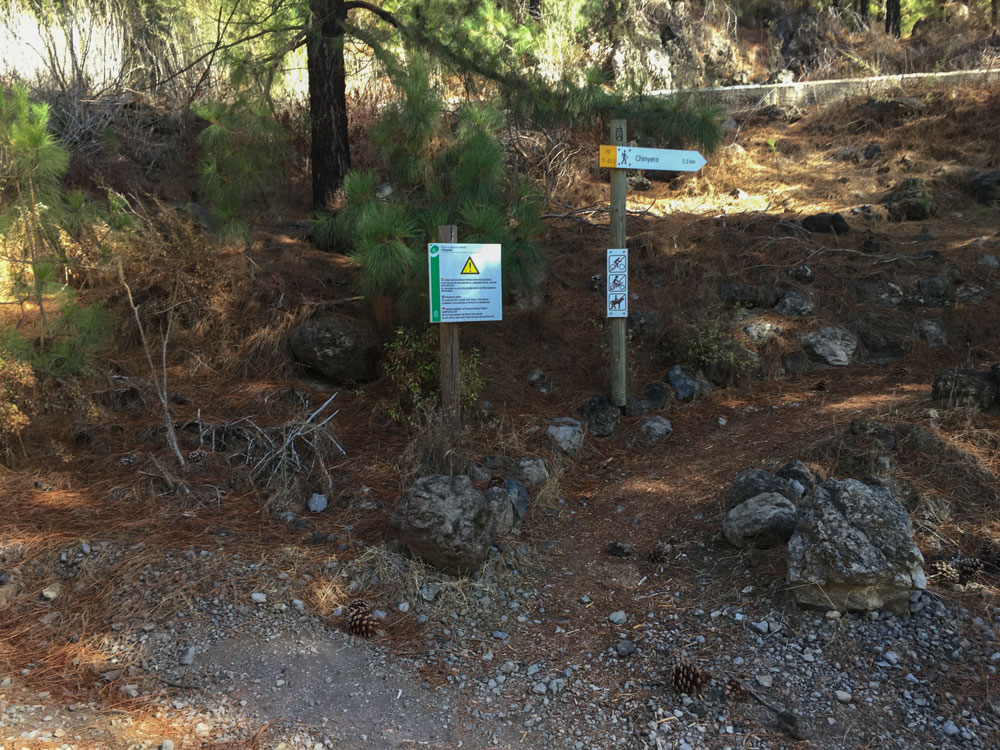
[344,1,399,27]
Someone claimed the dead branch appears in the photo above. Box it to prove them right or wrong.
[117,261,187,468]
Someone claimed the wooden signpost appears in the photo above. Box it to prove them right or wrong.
[429,226,502,465]
[603,120,706,407]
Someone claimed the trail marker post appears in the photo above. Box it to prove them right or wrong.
[601,122,707,408]
[429,225,502,466]
[608,119,628,408]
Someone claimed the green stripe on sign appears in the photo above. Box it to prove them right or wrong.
[429,246,441,322]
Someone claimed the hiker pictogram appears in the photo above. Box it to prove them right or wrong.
[461,257,480,274]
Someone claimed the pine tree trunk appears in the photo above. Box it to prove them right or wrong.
[372,294,395,333]
[885,0,901,37]
[308,0,351,209]
[859,0,870,24]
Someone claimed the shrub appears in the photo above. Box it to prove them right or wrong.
[382,326,483,425]
[683,319,756,387]
[0,354,36,464]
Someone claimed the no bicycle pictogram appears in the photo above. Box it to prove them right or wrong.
[461,257,480,274]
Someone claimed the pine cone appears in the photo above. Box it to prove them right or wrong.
[927,560,961,584]
[648,540,671,564]
[954,555,983,583]
[671,660,709,696]
[724,679,748,702]
[347,600,379,638]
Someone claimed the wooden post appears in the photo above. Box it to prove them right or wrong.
[437,225,461,461]
[608,119,627,408]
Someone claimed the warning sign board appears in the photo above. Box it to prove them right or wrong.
[606,248,627,318]
[429,243,502,323]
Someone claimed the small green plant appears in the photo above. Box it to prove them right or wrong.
[0,297,110,377]
[382,327,483,425]
[683,319,754,388]
[765,136,778,152]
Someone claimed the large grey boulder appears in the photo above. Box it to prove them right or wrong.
[392,475,510,575]
[802,326,857,366]
[289,315,378,383]
[787,478,925,614]
[723,493,797,548]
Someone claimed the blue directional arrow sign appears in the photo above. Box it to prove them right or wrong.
[599,145,706,172]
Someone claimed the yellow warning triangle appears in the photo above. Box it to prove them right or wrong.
[460,257,480,274]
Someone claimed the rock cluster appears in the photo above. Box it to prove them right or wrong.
[722,463,925,615]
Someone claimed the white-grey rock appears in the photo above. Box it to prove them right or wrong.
[723,492,797,548]
[608,610,628,625]
[251,592,267,603]
[802,326,858,366]
[978,254,999,269]
[638,416,673,446]
[546,418,584,456]
[307,493,328,513]
[787,478,925,614]
[835,690,852,703]
[914,319,947,347]
[516,457,549,486]
[775,289,814,317]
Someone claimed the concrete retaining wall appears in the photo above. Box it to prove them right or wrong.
[651,68,1000,111]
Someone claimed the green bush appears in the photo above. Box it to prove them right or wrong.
[683,319,755,388]
[382,326,483,425]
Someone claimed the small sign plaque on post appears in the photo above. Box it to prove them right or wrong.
[599,145,706,172]
[428,243,502,323]
[606,249,628,318]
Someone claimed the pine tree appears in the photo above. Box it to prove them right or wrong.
[0,84,69,346]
